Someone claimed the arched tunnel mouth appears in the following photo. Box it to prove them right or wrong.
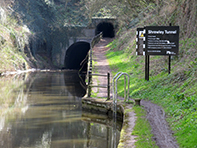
[95,22,115,38]
[64,41,90,71]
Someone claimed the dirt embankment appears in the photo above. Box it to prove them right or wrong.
[92,38,179,148]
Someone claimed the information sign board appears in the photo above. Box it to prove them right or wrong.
[136,25,180,81]
[145,26,179,55]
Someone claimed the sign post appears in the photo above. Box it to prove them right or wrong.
[169,23,172,74]
[145,55,150,81]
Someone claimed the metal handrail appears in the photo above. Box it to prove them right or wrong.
[111,72,129,148]
[112,72,130,103]
[112,72,130,119]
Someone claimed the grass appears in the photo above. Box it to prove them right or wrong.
[105,34,197,147]
[132,106,158,148]
[0,45,26,72]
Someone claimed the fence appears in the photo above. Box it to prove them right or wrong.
[88,32,103,73]
[87,32,111,100]
[87,72,110,100]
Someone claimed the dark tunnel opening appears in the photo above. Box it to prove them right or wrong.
[64,42,90,71]
[95,22,115,38]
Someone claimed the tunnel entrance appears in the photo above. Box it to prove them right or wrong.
[95,22,115,38]
[64,42,90,71]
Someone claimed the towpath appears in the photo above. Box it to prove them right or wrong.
[92,38,179,148]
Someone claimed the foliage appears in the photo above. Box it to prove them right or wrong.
[82,0,157,27]
[0,5,32,73]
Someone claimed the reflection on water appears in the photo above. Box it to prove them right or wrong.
[0,71,121,148]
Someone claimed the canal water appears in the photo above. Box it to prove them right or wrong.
[0,71,121,148]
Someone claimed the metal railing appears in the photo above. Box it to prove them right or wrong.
[113,72,130,102]
[112,72,130,118]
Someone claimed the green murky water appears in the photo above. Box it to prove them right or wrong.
[0,71,121,148]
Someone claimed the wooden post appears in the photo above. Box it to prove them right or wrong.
[168,23,172,74]
[107,72,110,100]
[169,55,171,74]
[148,55,150,80]
[145,55,147,80]
[88,71,92,97]
[124,75,126,101]
[145,55,150,81]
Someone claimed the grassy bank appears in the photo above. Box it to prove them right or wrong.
[105,33,197,147]
[0,6,32,73]
[132,106,158,148]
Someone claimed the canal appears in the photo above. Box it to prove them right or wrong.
[0,71,121,148]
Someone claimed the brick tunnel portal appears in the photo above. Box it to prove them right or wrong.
[64,41,90,71]
[95,22,115,38]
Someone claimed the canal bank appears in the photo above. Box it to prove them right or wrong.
[82,38,137,147]
[82,97,137,148]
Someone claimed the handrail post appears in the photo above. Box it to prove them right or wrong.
[107,72,110,100]
[87,71,92,97]
[124,75,126,100]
